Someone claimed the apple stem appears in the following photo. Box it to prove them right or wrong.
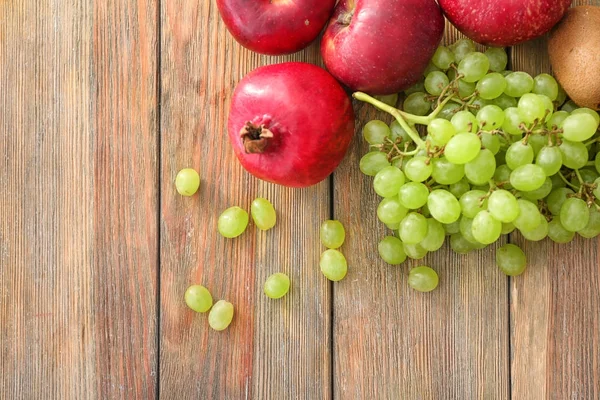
[353,92,426,148]
[240,122,274,154]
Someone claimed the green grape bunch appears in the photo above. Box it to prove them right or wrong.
[355,39,600,284]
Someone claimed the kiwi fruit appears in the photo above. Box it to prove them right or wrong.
[549,6,600,111]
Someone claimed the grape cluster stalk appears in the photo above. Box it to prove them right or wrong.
[356,39,600,275]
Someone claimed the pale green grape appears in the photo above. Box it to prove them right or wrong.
[386,222,401,230]
[502,222,516,235]
[184,285,213,313]
[472,210,502,244]
[477,73,507,100]
[444,132,481,164]
[404,92,432,116]
[578,207,600,238]
[502,107,525,135]
[263,273,290,299]
[432,157,465,184]
[320,249,348,281]
[494,164,513,187]
[510,164,546,191]
[528,134,547,156]
[518,94,547,124]
[403,243,428,260]
[404,82,426,96]
[251,198,276,230]
[390,120,413,144]
[520,177,552,200]
[450,233,475,254]
[427,189,461,224]
[485,47,508,72]
[505,72,534,97]
[450,38,476,63]
[437,103,462,121]
[374,166,406,198]
[496,244,527,276]
[208,300,234,331]
[432,45,455,70]
[377,196,408,225]
[408,266,439,292]
[561,113,599,142]
[560,197,589,232]
[477,105,505,130]
[445,220,461,235]
[520,214,549,241]
[320,220,346,249]
[176,168,200,196]
[420,219,446,251]
[399,212,429,244]
[398,182,429,209]
[459,190,488,218]
[458,52,490,83]
[533,73,559,100]
[458,79,477,98]
[472,97,494,111]
[425,71,449,96]
[559,140,588,169]
[487,189,520,223]
[547,219,575,243]
[449,178,471,198]
[423,62,441,77]
[506,141,534,170]
[428,118,456,145]
[480,132,501,154]
[494,93,518,110]
[378,236,407,265]
[360,152,390,176]
[536,146,563,176]
[362,120,391,144]
[547,187,574,215]
[572,107,600,125]
[459,216,478,244]
[513,199,541,232]
[405,156,433,182]
[465,148,496,185]
[451,111,478,133]
[218,206,249,238]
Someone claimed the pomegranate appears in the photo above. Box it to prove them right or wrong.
[227,62,355,188]
[438,0,572,47]
[321,0,445,95]
[216,0,336,56]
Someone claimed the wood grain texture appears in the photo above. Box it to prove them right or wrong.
[159,3,331,399]
[510,1,600,398]
[332,23,509,400]
[0,0,159,398]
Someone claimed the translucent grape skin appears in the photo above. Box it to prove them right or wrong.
[506,141,534,170]
[218,206,249,238]
[559,197,589,232]
[432,45,455,70]
[465,149,496,185]
[425,71,449,96]
[360,152,391,176]
[485,47,508,72]
[398,182,429,209]
[377,197,408,225]
[251,198,276,230]
[460,190,488,218]
[432,157,465,185]
[444,132,481,164]
[176,168,201,196]
[513,199,541,232]
[488,189,520,223]
[399,213,429,244]
[420,219,446,251]
[320,249,348,281]
[320,220,346,249]
[404,92,432,116]
[536,146,563,176]
[496,244,527,276]
[458,52,490,83]
[403,243,428,260]
[428,189,461,224]
[505,72,534,98]
[547,188,574,216]
[184,285,213,313]
[378,236,407,265]
[559,140,588,170]
[477,73,507,100]
[208,300,234,331]
[561,113,599,142]
[408,266,439,292]
[264,273,291,299]
[510,164,546,191]
[472,210,502,244]
[374,166,406,198]
[520,214,549,242]
[547,219,575,243]
[362,120,391,144]
[405,156,433,182]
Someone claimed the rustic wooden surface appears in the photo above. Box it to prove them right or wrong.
[0,0,598,399]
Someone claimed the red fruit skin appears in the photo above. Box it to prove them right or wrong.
[321,0,444,95]
[228,62,355,188]
[216,0,336,56]
[439,0,572,47]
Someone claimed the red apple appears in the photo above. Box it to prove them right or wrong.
[321,0,444,95]
[439,0,572,47]
[216,0,336,56]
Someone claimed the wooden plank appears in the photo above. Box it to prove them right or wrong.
[0,0,159,398]
[510,1,600,398]
[333,24,509,399]
[159,3,331,398]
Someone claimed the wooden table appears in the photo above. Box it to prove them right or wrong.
[1,1,599,398]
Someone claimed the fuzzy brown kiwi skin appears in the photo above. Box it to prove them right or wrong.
[549,6,600,111]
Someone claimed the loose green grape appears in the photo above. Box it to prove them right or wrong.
[496,244,527,276]
[520,177,552,201]
[450,38,476,63]
[513,199,541,232]
[420,219,446,251]
[408,266,439,292]
[504,72,534,97]
[425,71,449,96]
[547,188,574,216]
[428,189,461,224]
[398,182,430,209]
[477,73,507,100]
[487,189,520,223]
[403,242,428,260]
[502,107,525,135]
[359,152,390,176]
[459,190,488,218]
[264,273,291,299]
[458,52,490,83]
[184,285,213,313]
[506,141,534,170]
[518,93,547,124]
[218,206,249,238]
[208,300,234,331]
[320,249,348,281]
[449,178,471,198]
[578,207,600,238]
[510,164,546,191]
[176,168,200,196]
[377,196,408,225]
[472,210,502,244]
[494,93,518,110]
[432,45,455,70]
[362,120,391,144]
[251,198,276,231]
[373,166,406,198]
[378,236,407,265]
[399,212,429,244]
[465,149,496,185]
[405,156,433,182]
[547,219,575,243]
[428,118,457,145]
[535,146,563,176]
[431,157,465,185]
[561,113,599,142]
[477,105,505,129]
[485,47,508,72]
[450,233,475,254]
[572,107,600,125]
[375,94,399,107]
[533,73,559,100]
[445,132,481,164]
[451,111,478,133]
[320,220,346,249]
[560,197,590,232]
[404,92,433,116]
[559,140,588,169]
[459,216,478,244]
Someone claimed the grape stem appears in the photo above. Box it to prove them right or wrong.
[558,171,579,190]
[584,137,600,147]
